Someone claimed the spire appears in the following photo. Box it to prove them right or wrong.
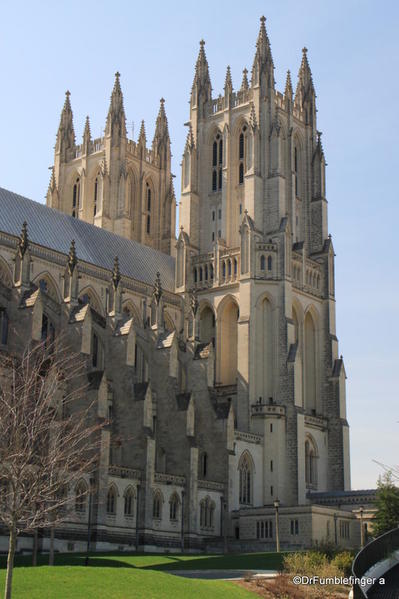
[55,90,76,160]
[191,39,212,106]
[112,256,121,290]
[224,65,233,95]
[152,98,170,156]
[294,48,316,124]
[18,221,29,258]
[251,16,274,89]
[138,119,146,146]
[67,239,78,274]
[241,68,249,91]
[284,70,293,102]
[82,115,91,153]
[105,72,127,141]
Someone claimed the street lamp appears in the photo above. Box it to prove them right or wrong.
[181,490,185,553]
[274,499,280,553]
[359,506,365,548]
[334,513,338,546]
[85,476,95,567]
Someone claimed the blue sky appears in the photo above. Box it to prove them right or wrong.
[1,1,398,489]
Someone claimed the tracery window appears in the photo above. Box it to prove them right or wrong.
[238,125,247,185]
[94,177,98,216]
[106,486,117,515]
[212,133,223,191]
[124,487,135,517]
[153,490,163,519]
[75,481,88,513]
[169,493,179,521]
[199,496,215,528]
[305,438,318,488]
[239,452,253,505]
[200,452,208,478]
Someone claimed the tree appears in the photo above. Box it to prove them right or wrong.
[0,338,106,599]
[372,471,399,537]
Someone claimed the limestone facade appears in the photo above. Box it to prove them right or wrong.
[0,17,358,553]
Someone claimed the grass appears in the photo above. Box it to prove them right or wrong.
[0,551,285,598]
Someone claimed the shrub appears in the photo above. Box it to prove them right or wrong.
[283,551,328,576]
[331,551,354,577]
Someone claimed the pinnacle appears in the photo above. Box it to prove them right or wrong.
[83,115,91,139]
[224,65,232,91]
[284,70,293,98]
[112,256,121,289]
[241,68,249,91]
[138,119,146,144]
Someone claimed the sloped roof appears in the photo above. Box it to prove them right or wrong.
[0,187,175,291]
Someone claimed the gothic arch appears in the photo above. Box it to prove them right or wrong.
[305,434,319,488]
[255,294,274,402]
[0,257,12,288]
[152,488,164,519]
[163,309,175,332]
[199,301,215,344]
[79,286,104,316]
[238,450,254,505]
[143,177,155,236]
[122,300,141,324]
[106,482,119,514]
[123,485,136,516]
[34,272,61,303]
[216,295,239,385]
[303,308,318,413]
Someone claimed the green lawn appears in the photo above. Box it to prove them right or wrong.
[0,551,285,598]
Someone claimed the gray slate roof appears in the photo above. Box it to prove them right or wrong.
[0,187,175,291]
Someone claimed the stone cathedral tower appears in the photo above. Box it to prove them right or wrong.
[47,73,176,255]
[178,17,350,507]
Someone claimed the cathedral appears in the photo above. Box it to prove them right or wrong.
[0,17,370,554]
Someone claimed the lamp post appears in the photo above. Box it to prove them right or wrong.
[359,507,365,548]
[135,485,140,552]
[85,476,95,567]
[334,513,338,546]
[181,490,185,553]
[274,499,280,553]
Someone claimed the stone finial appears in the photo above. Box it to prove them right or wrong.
[152,272,162,305]
[190,288,199,317]
[67,239,77,274]
[138,119,146,145]
[224,65,233,93]
[112,256,121,290]
[241,68,249,91]
[18,221,28,258]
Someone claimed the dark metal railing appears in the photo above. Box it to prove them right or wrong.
[352,527,399,598]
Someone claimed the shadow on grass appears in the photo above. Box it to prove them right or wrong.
[0,550,286,572]
[144,552,285,572]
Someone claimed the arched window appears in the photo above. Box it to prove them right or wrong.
[72,178,80,218]
[107,486,117,514]
[222,262,226,278]
[92,332,104,369]
[267,256,272,271]
[294,147,299,197]
[146,182,152,234]
[238,125,247,185]
[228,260,232,277]
[211,132,223,191]
[234,259,238,275]
[94,177,98,216]
[260,255,265,271]
[200,452,208,478]
[41,313,55,345]
[239,452,253,505]
[199,496,215,528]
[169,493,179,521]
[239,162,244,185]
[124,487,135,517]
[153,490,163,519]
[0,308,9,345]
[75,480,88,513]
[305,438,318,488]
[194,268,198,284]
